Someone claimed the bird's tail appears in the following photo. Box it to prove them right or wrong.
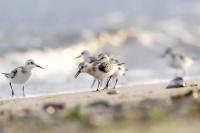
[1,73,11,78]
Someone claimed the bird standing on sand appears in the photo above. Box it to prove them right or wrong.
[162,48,194,76]
[75,55,119,91]
[75,50,98,88]
[104,63,128,89]
[2,59,44,97]
[98,53,128,89]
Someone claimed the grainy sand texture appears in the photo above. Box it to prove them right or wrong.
[0,80,200,133]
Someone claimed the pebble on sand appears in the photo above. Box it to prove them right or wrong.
[166,77,186,89]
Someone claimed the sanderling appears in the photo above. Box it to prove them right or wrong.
[75,55,118,91]
[98,53,128,89]
[75,50,98,88]
[75,50,97,63]
[162,48,194,76]
[2,59,44,97]
[104,63,128,89]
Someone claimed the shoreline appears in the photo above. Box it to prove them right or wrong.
[0,81,166,102]
[1,79,199,110]
[0,79,200,133]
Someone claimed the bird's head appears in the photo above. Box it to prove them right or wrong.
[98,54,110,62]
[74,62,89,78]
[75,50,90,59]
[25,59,44,70]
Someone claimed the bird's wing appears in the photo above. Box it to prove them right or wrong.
[178,54,193,62]
[98,62,113,73]
[10,66,23,79]
[110,58,120,64]
[89,57,97,63]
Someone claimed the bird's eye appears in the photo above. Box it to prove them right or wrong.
[81,66,84,69]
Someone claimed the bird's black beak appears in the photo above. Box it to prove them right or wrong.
[98,57,103,61]
[118,63,126,66]
[75,55,81,59]
[35,64,44,69]
[74,69,81,78]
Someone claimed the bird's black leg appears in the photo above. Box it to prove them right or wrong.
[113,79,118,89]
[91,79,96,88]
[103,76,112,90]
[22,86,25,96]
[96,80,100,92]
[9,82,14,97]
[100,80,103,88]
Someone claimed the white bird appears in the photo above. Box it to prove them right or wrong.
[75,50,97,63]
[75,55,118,91]
[75,50,98,88]
[98,53,128,89]
[2,59,44,97]
[105,63,128,89]
[162,48,194,76]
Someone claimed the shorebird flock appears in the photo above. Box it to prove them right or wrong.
[1,47,196,97]
[74,50,128,91]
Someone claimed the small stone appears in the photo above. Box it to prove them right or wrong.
[46,106,56,115]
[43,102,65,114]
[166,77,186,89]
[107,90,118,95]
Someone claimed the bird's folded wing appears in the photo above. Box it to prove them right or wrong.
[10,66,23,78]
[98,62,113,73]
[89,57,97,63]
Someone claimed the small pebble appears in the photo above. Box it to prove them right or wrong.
[107,90,118,95]
[47,106,56,115]
[166,77,186,89]
[43,102,65,114]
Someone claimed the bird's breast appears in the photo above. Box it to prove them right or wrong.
[11,71,32,84]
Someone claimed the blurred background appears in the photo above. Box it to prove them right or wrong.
[0,0,200,99]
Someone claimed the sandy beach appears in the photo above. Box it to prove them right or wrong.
[0,80,200,133]
[0,0,200,133]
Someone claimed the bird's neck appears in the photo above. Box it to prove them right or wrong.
[86,64,94,74]
[23,66,33,72]
[82,54,90,61]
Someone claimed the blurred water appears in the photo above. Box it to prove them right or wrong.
[0,0,200,99]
